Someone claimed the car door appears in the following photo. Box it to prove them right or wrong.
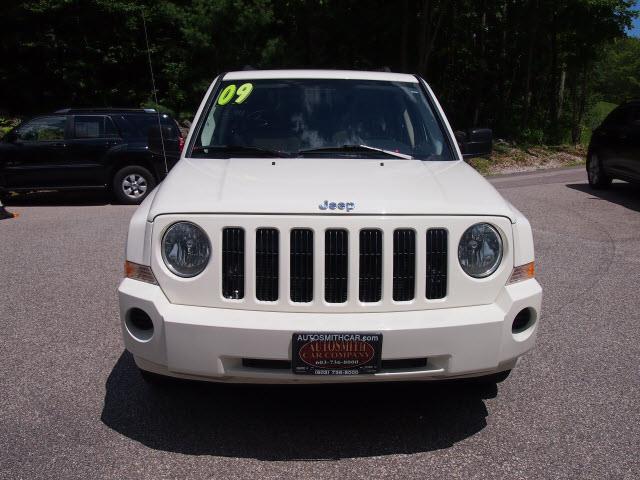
[64,115,123,186]
[2,115,69,189]
[596,106,633,176]
[625,106,640,181]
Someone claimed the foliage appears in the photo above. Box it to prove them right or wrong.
[592,37,640,104]
[468,157,492,175]
[580,100,617,145]
[0,117,21,139]
[519,129,546,147]
[0,0,637,139]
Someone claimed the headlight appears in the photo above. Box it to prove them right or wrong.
[458,223,503,278]
[162,222,211,277]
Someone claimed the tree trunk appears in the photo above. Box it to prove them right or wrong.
[417,0,445,75]
[423,3,445,72]
[571,62,589,144]
[522,0,537,130]
[472,1,487,127]
[549,8,561,143]
[400,0,409,71]
[417,0,430,75]
[557,66,566,118]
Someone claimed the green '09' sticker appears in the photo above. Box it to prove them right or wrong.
[217,83,253,105]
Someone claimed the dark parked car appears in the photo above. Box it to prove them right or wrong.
[587,100,640,189]
[0,108,183,204]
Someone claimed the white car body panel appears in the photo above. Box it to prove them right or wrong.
[223,69,420,82]
[118,69,542,384]
[146,158,514,220]
[119,277,540,383]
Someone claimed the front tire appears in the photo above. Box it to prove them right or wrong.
[113,165,156,204]
[587,153,612,189]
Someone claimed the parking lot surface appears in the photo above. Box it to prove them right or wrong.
[1,167,639,479]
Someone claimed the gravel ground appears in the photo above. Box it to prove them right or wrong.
[1,167,639,479]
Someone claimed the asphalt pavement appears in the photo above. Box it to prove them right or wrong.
[1,167,639,479]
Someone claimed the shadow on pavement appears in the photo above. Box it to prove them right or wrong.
[567,182,640,213]
[3,190,111,206]
[101,351,493,459]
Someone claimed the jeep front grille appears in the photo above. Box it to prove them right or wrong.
[393,229,416,301]
[222,227,245,299]
[426,228,448,299]
[359,229,382,303]
[290,229,314,303]
[219,225,449,305]
[324,229,349,303]
[255,228,279,301]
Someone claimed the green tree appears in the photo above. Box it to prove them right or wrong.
[0,0,636,142]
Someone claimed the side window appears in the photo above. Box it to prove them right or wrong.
[125,114,178,139]
[73,115,119,138]
[200,109,216,146]
[16,116,66,142]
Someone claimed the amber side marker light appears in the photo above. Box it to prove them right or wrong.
[125,261,158,285]
[507,262,535,284]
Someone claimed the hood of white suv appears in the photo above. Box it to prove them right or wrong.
[147,158,514,220]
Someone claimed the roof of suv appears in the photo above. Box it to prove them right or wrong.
[223,69,419,83]
[54,108,159,114]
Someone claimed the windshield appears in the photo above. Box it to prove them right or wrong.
[190,78,454,160]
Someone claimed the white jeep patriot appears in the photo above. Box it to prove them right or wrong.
[119,70,541,385]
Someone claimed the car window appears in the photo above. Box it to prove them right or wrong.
[16,116,66,142]
[193,79,452,160]
[116,114,178,139]
[73,115,119,138]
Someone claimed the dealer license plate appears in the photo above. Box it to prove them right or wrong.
[292,332,383,375]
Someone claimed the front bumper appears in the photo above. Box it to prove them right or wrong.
[118,278,542,384]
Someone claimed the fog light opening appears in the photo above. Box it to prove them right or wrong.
[126,308,154,341]
[512,308,535,334]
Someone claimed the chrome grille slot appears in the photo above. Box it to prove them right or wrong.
[393,229,416,301]
[426,228,448,299]
[324,229,348,303]
[255,228,279,301]
[222,227,245,299]
[290,229,314,303]
[359,229,382,302]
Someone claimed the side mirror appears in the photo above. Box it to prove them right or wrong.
[455,128,493,159]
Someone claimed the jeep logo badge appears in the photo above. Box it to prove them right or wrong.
[318,200,355,212]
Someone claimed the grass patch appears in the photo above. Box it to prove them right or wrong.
[468,157,491,175]
[0,117,21,139]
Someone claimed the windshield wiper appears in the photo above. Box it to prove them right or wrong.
[191,144,290,157]
[298,144,413,160]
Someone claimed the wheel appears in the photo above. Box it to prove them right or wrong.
[139,368,173,387]
[587,153,612,189]
[471,369,511,385]
[113,165,156,204]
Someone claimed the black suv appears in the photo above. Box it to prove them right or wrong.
[587,100,640,189]
[0,108,183,204]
